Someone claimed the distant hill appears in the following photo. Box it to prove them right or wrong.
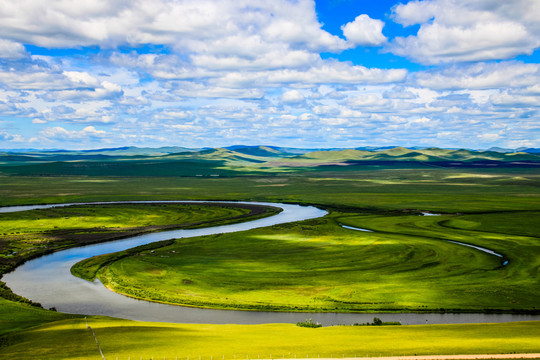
[487,147,540,154]
[274,147,540,165]
[1,145,538,177]
[516,148,540,154]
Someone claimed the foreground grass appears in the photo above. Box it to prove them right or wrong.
[76,209,539,313]
[1,317,539,360]
[0,298,78,338]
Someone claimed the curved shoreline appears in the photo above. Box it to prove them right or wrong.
[2,202,537,325]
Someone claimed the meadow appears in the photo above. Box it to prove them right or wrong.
[0,163,539,358]
[1,316,539,360]
[0,202,279,277]
[74,209,539,313]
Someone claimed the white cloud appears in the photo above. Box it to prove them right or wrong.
[191,49,318,71]
[63,71,100,87]
[490,92,540,107]
[415,62,540,90]
[281,90,305,104]
[389,0,540,64]
[477,133,501,141]
[153,109,195,121]
[0,0,348,53]
[172,84,264,99]
[341,14,387,47]
[347,94,390,108]
[0,130,24,142]
[298,113,316,121]
[313,105,340,116]
[267,61,407,85]
[319,117,349,126]
[383,87,417,99]
[0,38,27,59]
[38,105,117,124]
[0,0,537,150]
[39,126,107,142]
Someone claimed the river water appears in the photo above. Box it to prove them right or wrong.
[1,201,538,326]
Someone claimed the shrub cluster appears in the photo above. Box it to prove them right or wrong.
[296,319,322,328]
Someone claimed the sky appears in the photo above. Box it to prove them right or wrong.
[0,0,539,150]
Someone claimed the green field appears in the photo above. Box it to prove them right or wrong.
[1,168,539,213]
[0,202,279,278]
[1,316,539,360]
[0,159,539,357]
[74,209,539,313]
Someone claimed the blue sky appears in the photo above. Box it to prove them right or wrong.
[0,0,539,150]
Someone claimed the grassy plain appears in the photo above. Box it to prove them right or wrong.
[0,165,539,357]
[1,168,539,212]
[0,317,539,360]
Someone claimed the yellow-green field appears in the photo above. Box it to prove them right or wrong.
[1,316,539,360]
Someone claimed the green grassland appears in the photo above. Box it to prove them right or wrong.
[74,209,539,313]
[0,202,279,277]
[1,317,539,360]
[0,156,539,357]
[1,167,539,213]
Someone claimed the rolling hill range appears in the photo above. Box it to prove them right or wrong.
[0,145,538,177]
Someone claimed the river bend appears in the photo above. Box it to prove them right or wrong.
[2,201,538,326]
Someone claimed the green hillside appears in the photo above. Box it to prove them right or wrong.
[0,146,538,177]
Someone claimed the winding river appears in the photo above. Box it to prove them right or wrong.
[1,201,538,326]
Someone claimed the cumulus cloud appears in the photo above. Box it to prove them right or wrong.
[389,0,540,64]
[267,61,407,85]
[281,90,305,104]
[490,92,540,107]
[383,87,417,99]
[0,0,537,150]
[415,62,540,90]
[346,94,390,108]
[153,109,195,121]
[341,14,387,46]
[0,0,347,53]
[38,126,107,142]
[43,81,124,102]
[37,105,116,124]
[0,130,24,142]
[0,38,27,59]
